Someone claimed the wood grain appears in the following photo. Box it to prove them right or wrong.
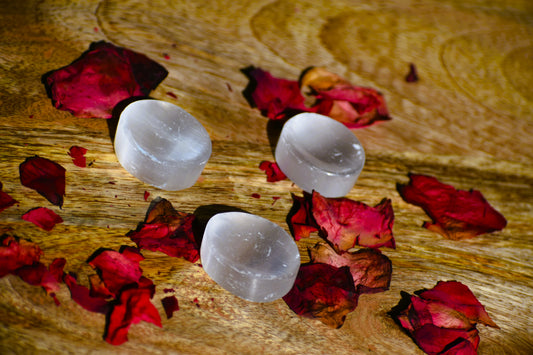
[0,0,532,354]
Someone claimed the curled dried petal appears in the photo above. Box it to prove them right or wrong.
[19,156,66,207]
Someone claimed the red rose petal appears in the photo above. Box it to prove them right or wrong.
[15,258,66,304]
[259,161,287,182]
[127,198,199,262]
[286,193,318,241]
[44,41,168,118]
[63,273,110,314]
[68,146,88,168]
[104,281,162,345]
[309,242,392,294]
[0,235,42,277]
[311,192,395,251]
[22,207,63,231]
[390,281,498,354]
[247,67,310,120]
[88,247,144,297]
[143,190,150,201]
[282,263,358,328]
[19,156,66,207]
[398,174,507,240]
[0,182,17,213]
[161,295,179,319]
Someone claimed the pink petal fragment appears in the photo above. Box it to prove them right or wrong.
[19,156,66,207]
[68,146,88,168]
[22,207,63,231]
[398,174,507,240]
[282,263,358,328]
[44,41,168,118]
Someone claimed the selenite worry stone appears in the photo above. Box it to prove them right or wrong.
[114,99,211,190]
[200,212,301,303]
[275,112,365,197]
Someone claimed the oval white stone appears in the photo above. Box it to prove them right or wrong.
[114,99,212,190]
[275,112,365,197]
[200,212,301,303]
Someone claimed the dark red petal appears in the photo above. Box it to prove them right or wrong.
[127,198,199,262]
[143,190,150,201]
[398,174,507,240]
[104,284,162,345]
[22,207,63,231]
[161,295,179,319]
[0,182,17,213]
[14,258,65,303]
[405,63,419,83]
[88,247,144,297]
[19,156,66,207]
[309,242,392,294]
[68,146,87,168]
[282,263,358,328]
[286,193,318,241]
[259,161,287,182]
[64,273,110,314]
[413,324,479,355]
[44,41,168,118]
[0,235,42,277]
[246,67,310,120]
[311,192,395,251]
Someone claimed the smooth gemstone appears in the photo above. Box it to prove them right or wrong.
[114,99,211,190]
[200,212,301,303]
[275,113,365,197]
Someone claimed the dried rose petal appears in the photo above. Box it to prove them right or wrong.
[282,263,358,328]
[143,190,150,201]
[0,235,42,277]
[15,258,66,305]
[127,198,199,262]
[68,146,87,168]
[312,192,395,251]
[161,295,179,319]
[88,247,144,297]
[390,281,498,355]
[246,67,310,120]
[398,174,507,240]
[309,242,392,294]
[286,193,318,241]
[63,273,110,314]
[22,207,63,231]
[19,156,66,207]
[104,279,161,345]
[259,160,287,182]
[405,63,419,83]
[302,67,391,128]
[44,41,168,118]
[0,182,17,213]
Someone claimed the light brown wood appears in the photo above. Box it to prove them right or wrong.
[0,0,532,354]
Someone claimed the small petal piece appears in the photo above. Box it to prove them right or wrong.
[19,156,66,207]
[398,174,507,240]
[127,198,199,262]
[68,146,88,168]
[259,161,287,182]
[0,182,17,213]
[405,63,419,83]
[44,41,168,118]
[22,207,63,231]
[161,295,179,319]
[282,263,358,328]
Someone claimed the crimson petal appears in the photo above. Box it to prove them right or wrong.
[63,273,110,314]
[68,146,88,168]
[22,207,63,231]
[0,182,17,213]
[259,160,287,182]
[44,41,168,118]
[19,156,66,207]
[0,234,42,277]
[398,174,507,240]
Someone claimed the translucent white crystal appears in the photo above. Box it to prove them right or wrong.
[200,212,301,303]
[275,113,365,197]
[114,99,211,190]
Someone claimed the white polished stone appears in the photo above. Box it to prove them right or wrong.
[114,99,211,190]
[200,212,300,303]
[275,113,365,197]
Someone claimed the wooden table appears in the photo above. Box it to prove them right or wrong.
[1,0,532,353]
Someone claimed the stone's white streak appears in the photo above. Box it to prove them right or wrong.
[201,212,301,303]
[275,112,365,197]
[114,99,212,191]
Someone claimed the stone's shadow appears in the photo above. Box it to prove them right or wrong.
[240,65,257,109]
[107,96,150,144]
[193,204,249,247]
[266,119,286,156]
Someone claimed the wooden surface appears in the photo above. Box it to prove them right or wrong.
[0,0,532,354]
